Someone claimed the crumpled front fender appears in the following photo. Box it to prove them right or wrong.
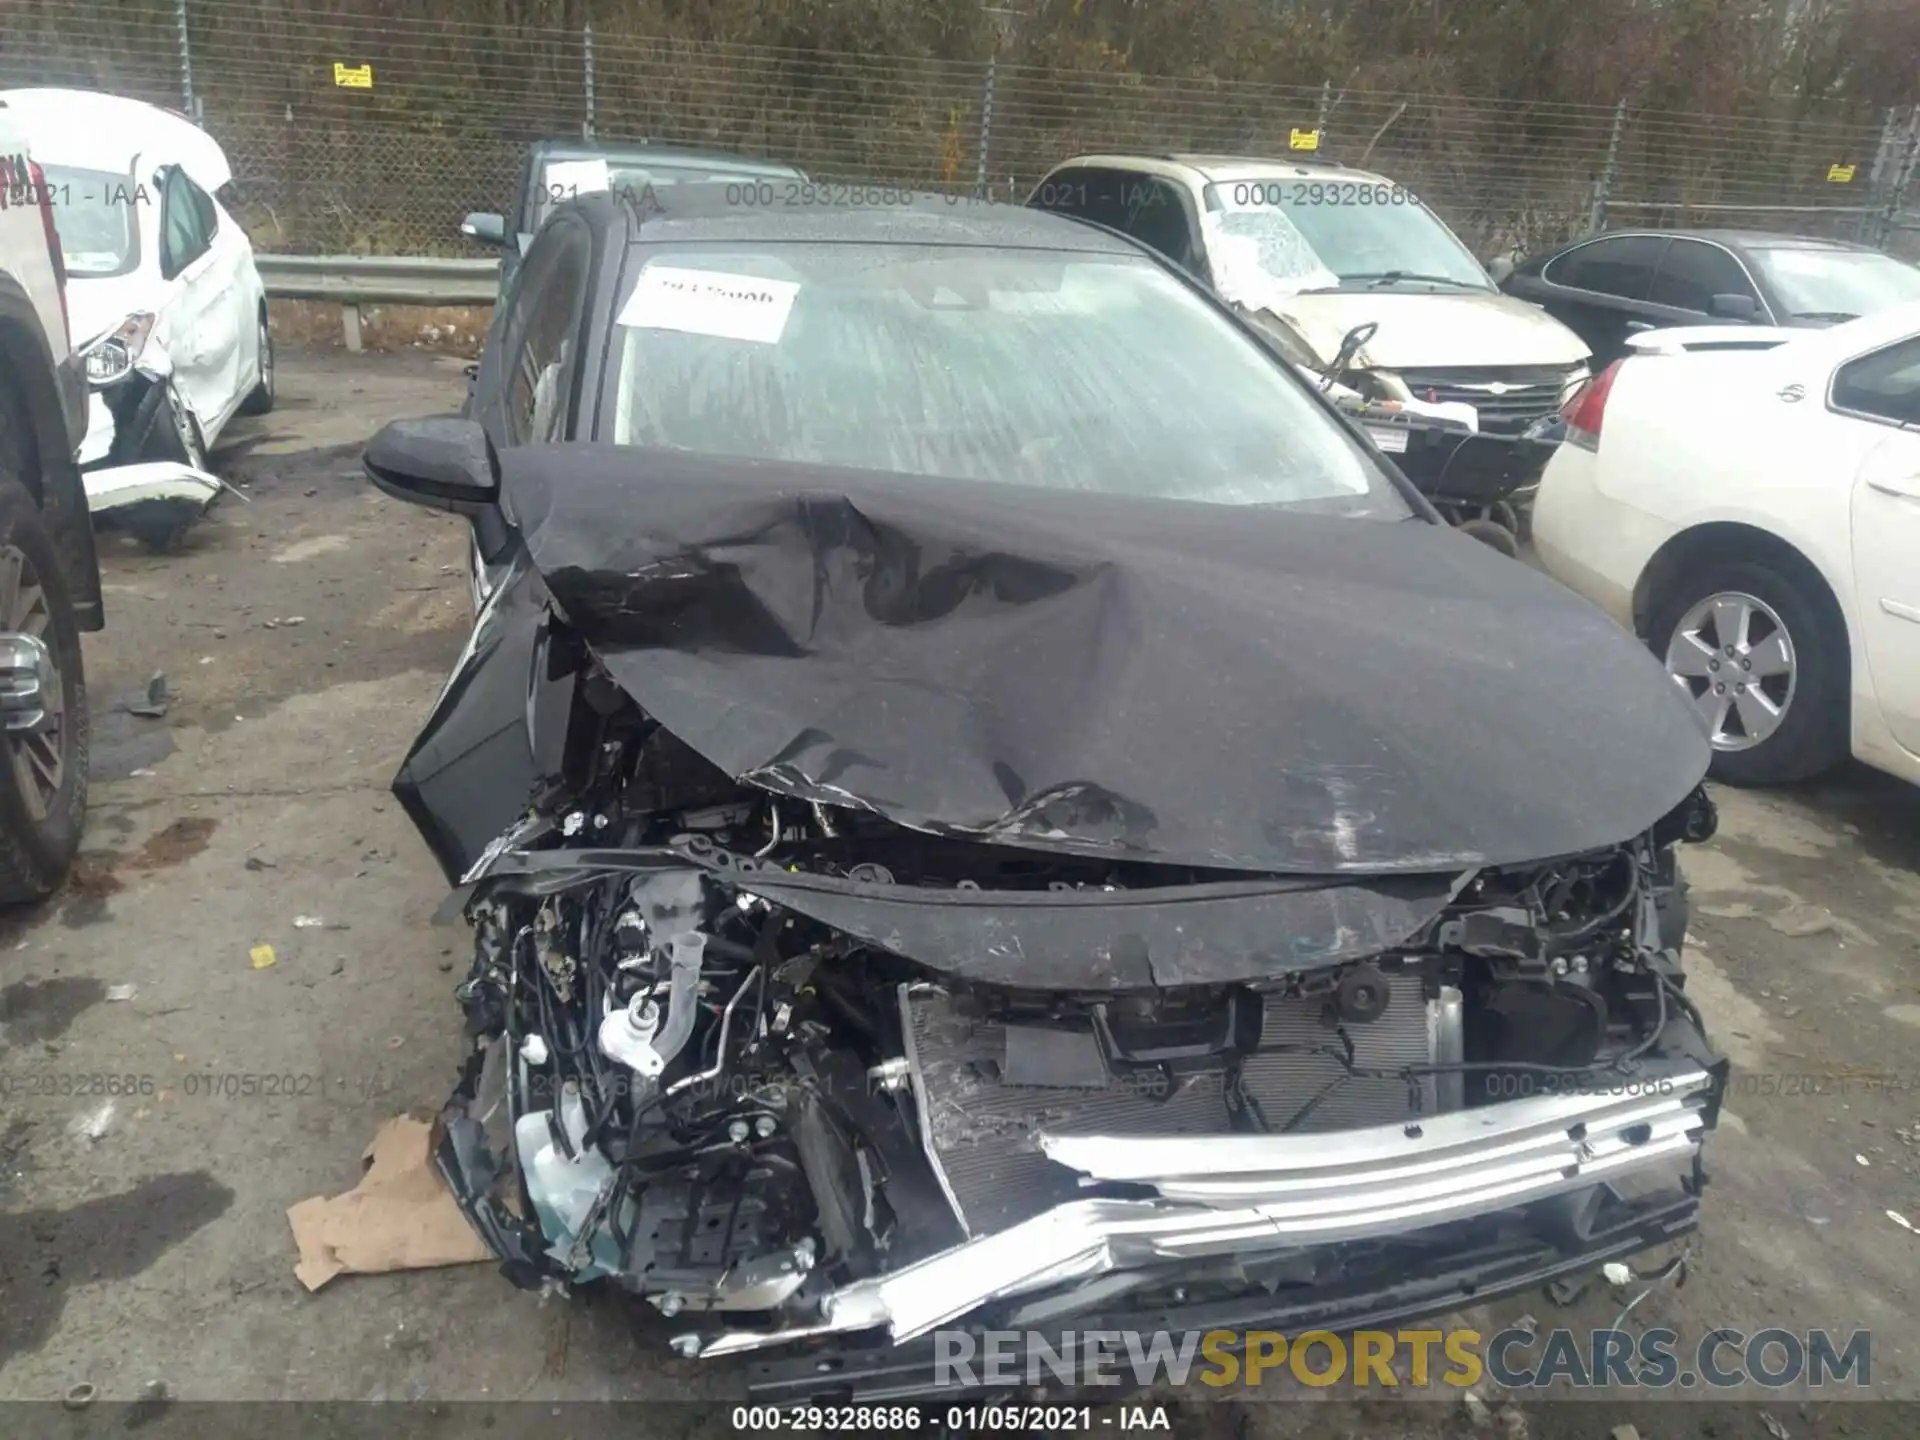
[82,343,201,473]
[131,337,176,382]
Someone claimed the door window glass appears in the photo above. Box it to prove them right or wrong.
[159,167,212,277]
[1543,236,1666,301]
[503,220,590,444]
[1027,168,1131,232]
[1832,336,1920,425]
[1650,240,1757,313]
[1120,177,1201,272]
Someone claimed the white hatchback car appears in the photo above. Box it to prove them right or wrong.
[0,88,272,548]
[1532,301,1920,787]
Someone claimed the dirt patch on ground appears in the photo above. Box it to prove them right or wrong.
[57,852,126,928]
[0,976,108,1045]
[0,1171,234,1369]
[268,300,488,358]
[125,818,219,872]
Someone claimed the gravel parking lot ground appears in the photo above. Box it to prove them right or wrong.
[0,348,1917,1436]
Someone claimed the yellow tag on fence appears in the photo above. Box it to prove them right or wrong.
[1290,128,1321,152]
[333,62,373,90]
[1827,163,1856,183]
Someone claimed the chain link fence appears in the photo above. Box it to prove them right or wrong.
[5,0,1916,259]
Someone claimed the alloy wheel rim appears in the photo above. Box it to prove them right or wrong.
[0,545,64,819]
[1665,590,1796,751]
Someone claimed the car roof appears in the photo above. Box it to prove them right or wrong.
[613,187,1144,252]
[1554,227,1877,254]
[1048,152,1385,186]
[1686,229,1873,251]
[529,139,802,175]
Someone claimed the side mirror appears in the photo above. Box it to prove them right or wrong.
[1709,293,1758,321]
[460,211,508,247]
[364,418,499,516]
[1485,255,1516,286]
[1625,320,1655,335]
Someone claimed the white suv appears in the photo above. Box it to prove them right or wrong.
[1028,154,1591,462]
[0,99,104,900]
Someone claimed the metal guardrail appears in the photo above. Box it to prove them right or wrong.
[257,254,499,305]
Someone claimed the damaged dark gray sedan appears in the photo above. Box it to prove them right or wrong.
[365,189,1726,1399]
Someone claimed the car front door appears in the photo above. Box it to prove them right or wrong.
[1834,335,1920,753]
[153,163,240,446]
[1530,235,1669,365]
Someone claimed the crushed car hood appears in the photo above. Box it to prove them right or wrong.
[1257,290,1591,370]
[501,446,1709,876]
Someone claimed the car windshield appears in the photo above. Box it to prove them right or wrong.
[1748,245,1920,321]
[604,243,1410,518]
[533,157,800,228]
[40,165,141,278]
[1199,180,1491,302]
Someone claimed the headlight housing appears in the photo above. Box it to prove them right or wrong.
[81,312,156,388]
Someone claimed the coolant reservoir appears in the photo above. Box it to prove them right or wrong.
[513,1084,617,1279]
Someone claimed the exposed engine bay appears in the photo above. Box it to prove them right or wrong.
[432,672,1723,1380]
[386,445,1727,1398]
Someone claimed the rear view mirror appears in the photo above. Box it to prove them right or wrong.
[1709,293,1758,321]
[460,211,508,247]
[364,418,499,516]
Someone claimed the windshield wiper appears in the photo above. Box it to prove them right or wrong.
[1790,310,1858,322]
[1342,271,1482,289]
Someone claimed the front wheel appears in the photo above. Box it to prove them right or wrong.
[0,398,88,901]
[1648,559,1849,785]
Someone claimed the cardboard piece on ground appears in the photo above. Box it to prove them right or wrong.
[288,1113,492,1291]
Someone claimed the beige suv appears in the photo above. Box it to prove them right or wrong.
[1027,153,1591,446]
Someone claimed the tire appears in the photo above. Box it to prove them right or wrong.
[1457,517,1520,558]
[239,309,275,415]
[0,396,89,903]
[1646,557,1849,785]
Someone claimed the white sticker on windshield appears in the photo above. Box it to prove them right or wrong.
[544,158,611,197]
[617,266,800,344]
